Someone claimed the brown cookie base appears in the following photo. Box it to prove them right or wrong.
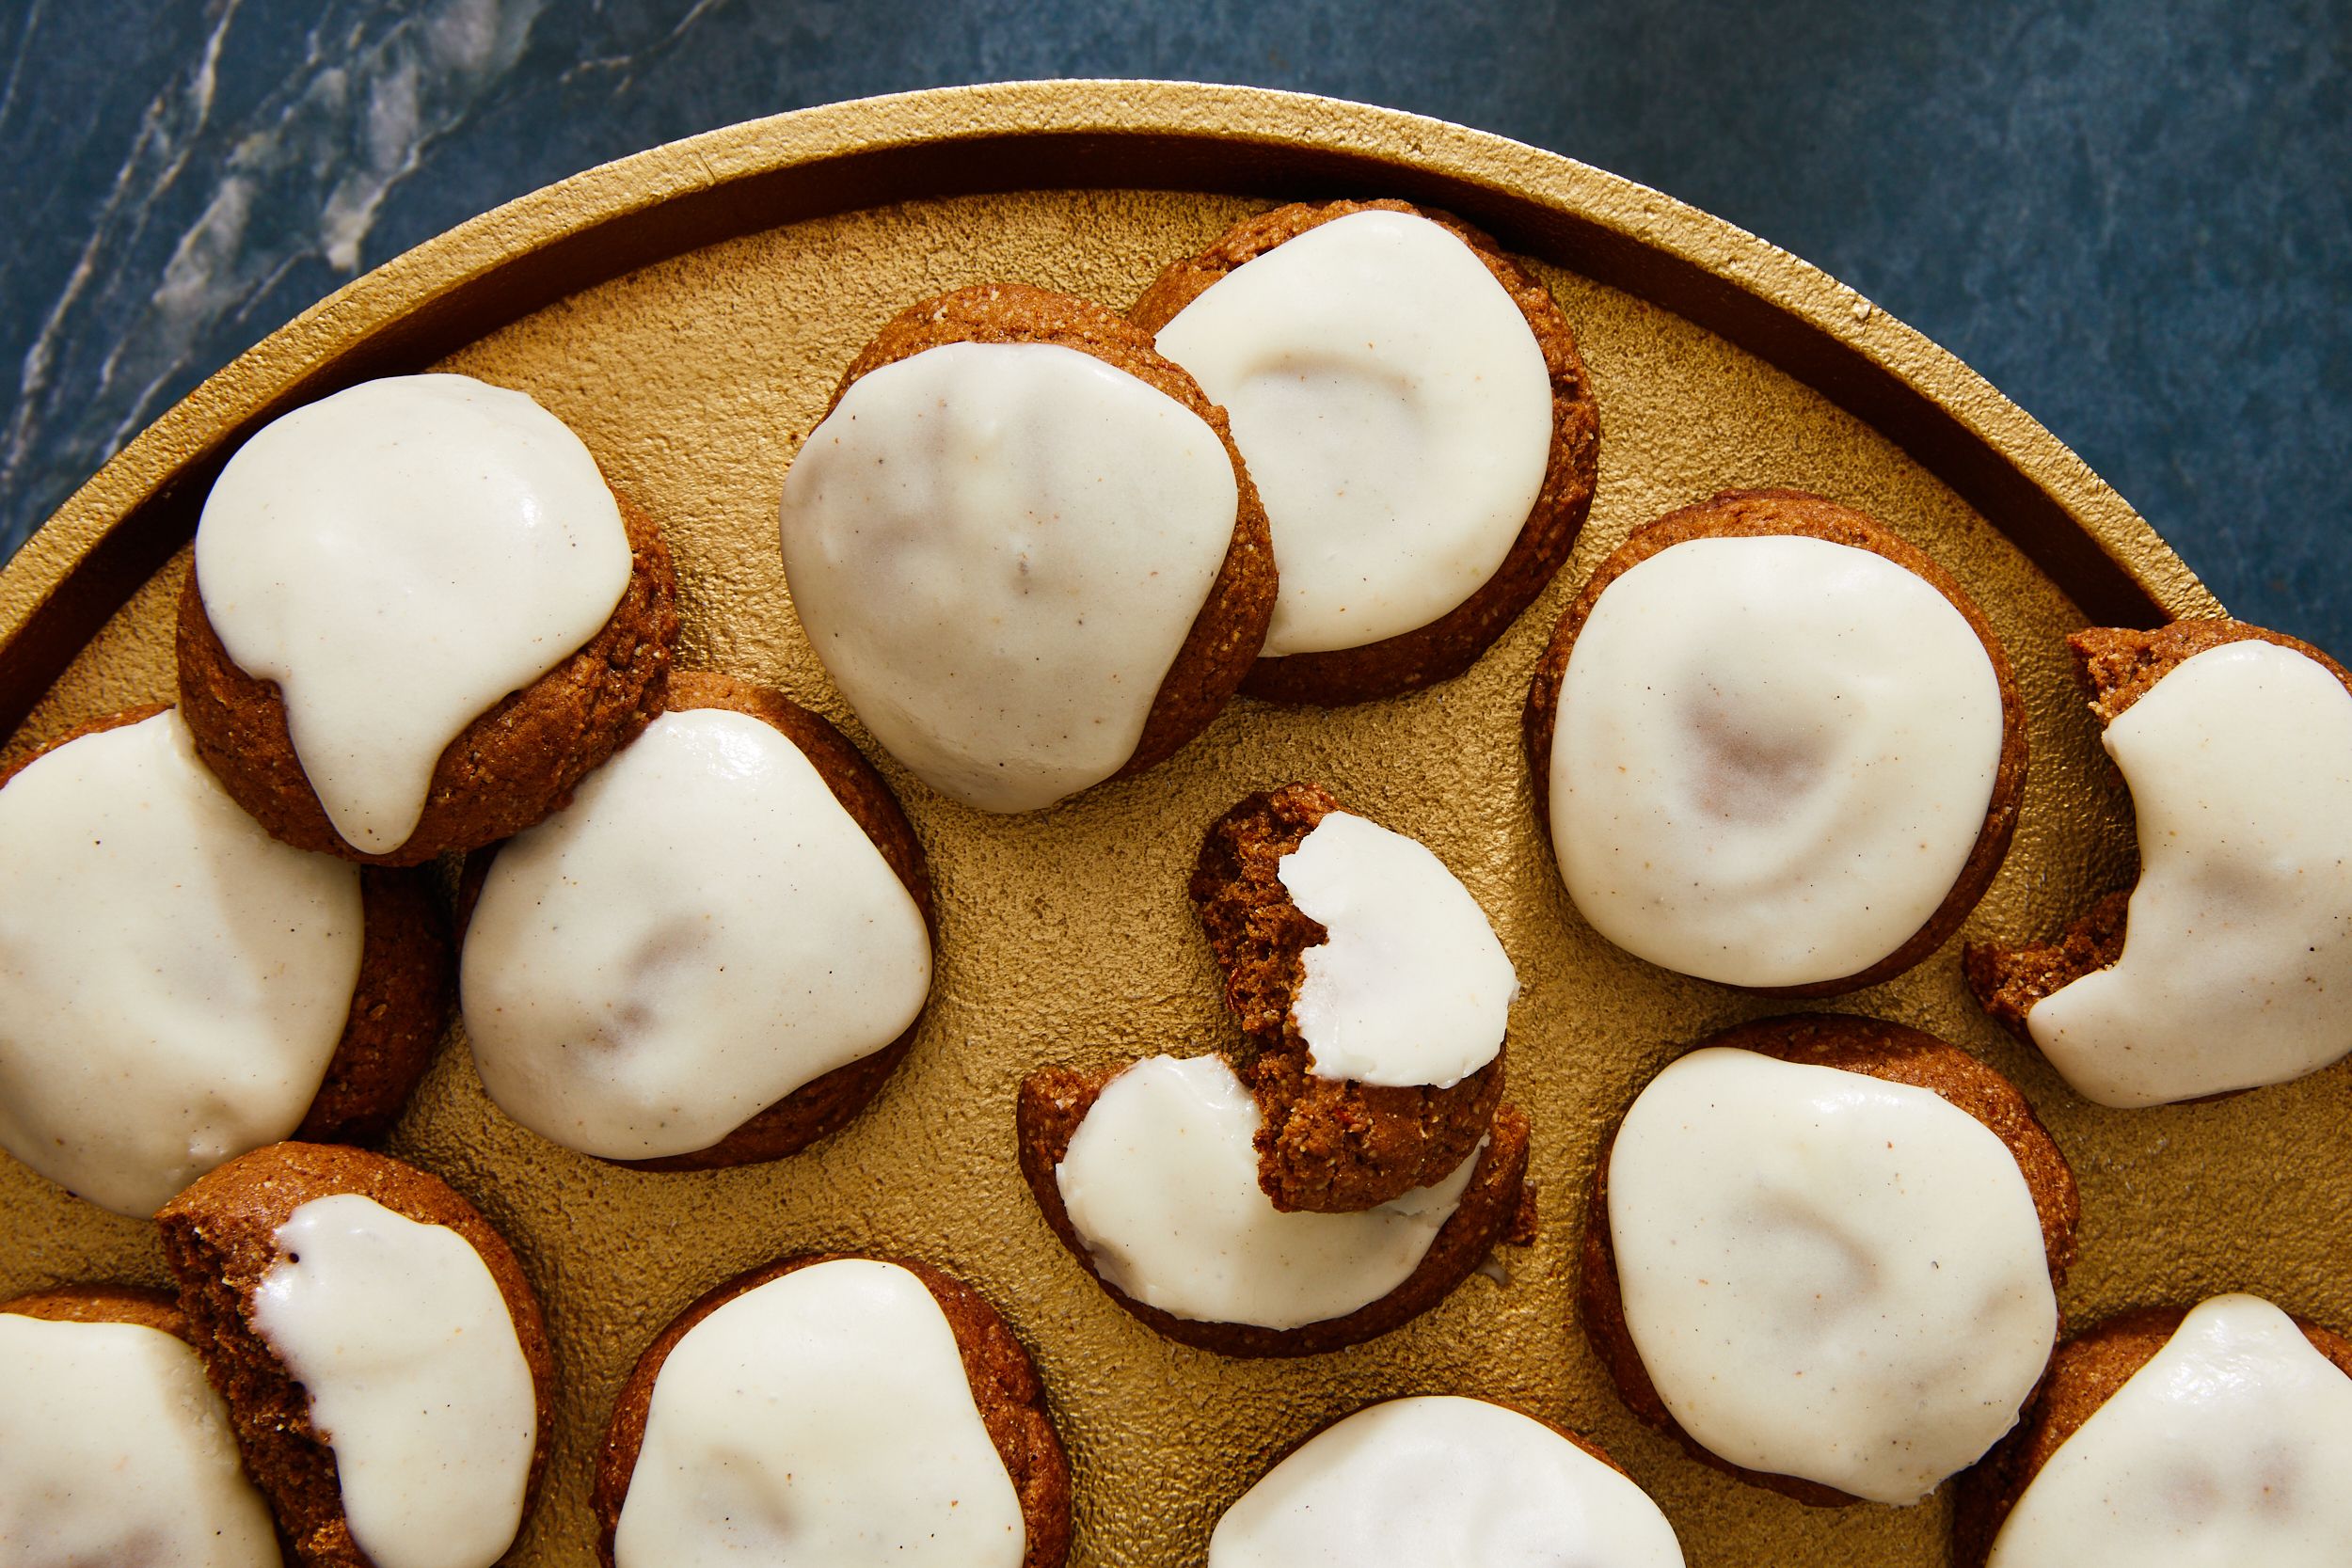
[1950,1303,2352,1566]
[1524,488,2028,996]
[157,1143,555,1568]
[176,491,679,865]
[1965,619,2352,1053]
[1,1281,190,1338]
[823,282,1276,785]
[591,1252,1072,1568]
[1131,198,1602,706]
[1579,1013,2078,1508]
[1190,782,1504,1212]
[1017,1062,1534,1358]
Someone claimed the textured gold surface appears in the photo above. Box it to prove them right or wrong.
[5,87,2340,1568]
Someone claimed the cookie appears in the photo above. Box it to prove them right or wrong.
[1525,488,2026,994]
[1191,782,1513,1212]
[1952,1293,2352,1566]
[1581,1014,2075,1507]
[157,1142,553,1568]
[778,282,1275,813]
[1133,198,1601,705]
[592,1252,1071,1568]
[0,705,448,1217]
[463,671,934,1169]
[1018,1054,1534,1357]
[1965,619,2352,1106]
[177,373,680,865]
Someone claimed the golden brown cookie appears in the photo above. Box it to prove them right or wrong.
[156,1143,555,1568]
[591,1251,1072,1568]
[1524,487,2028,996]
[175,493,678,866]
[1017,1062,1534,1357]
[1578,1013,2077,1508]
[822,282,1276,784]
[1949,1303,2352,1566]
[1131,198,1601,706]
[0,1281,191,1338]
[1191,782,1505,1212]
[1965,618,2352,1042]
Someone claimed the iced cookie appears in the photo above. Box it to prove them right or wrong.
[0,1284,281,1567]
[1966,620,2352,1106]
[178,372,679,864]
[1208,1396,1683,1568]
[592,1253,1071,1568]
[1526,489,2026,993]
[463,672,933,1169]
[778,283,1275,814]
[1192,783,1517,1211]
[1017,1054,1534,1357]
[1955,1294,2352,1567]
[1581,1015,2074,1506]
[158,1143,552,1568]
[1134,199,1601,705]
[0,705,447,1217]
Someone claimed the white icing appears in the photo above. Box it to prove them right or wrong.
[1208,1395,1686,1568]
[1277,812,1518,1087]
[463,707,932,1160]
[194,372,633,853]
[1054,1054,1479,1329]
[2026,640,2352,1106]
[1152,209,1554,656]
[0,710,363,1217]
[253,1193,536,1568]
[612,1258,1025,1568]
[1549,534,2005,988]
[0,1313,278,1568]
[778,340,1240,814]
[1606,1047,2055,1504]
[1990,1294,2352,1565]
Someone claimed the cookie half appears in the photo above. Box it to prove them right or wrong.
[1133,199,1601,705]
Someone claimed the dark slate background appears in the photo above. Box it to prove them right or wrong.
[3,0,2345,648]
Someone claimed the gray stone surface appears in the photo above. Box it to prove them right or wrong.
[2,0,2344,646]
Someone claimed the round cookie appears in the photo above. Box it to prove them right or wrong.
[1581,1014,2076,1507]
[1,1283,285,1567]
[1953,1294,2352,1566]
[1966,619,2352,1106]
[1525,488,2027,994]
[462,671,934,1170]
[157,1142,554,1568]
[0,705,448,1217]
[591,1252,1072,1568]
[1017,1054,1534,1358]
[1132,198,1602,705]
[1191,782,1514,1212]
[177,373,680,865]
[1207,1395,1683,1568]
[778,282,1275,814]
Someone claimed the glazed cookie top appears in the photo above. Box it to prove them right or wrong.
[194,372,634,854]
[1278,811,1518,1087]
[1607,1047,2056,1503]
[1053,1054,1481,1328]
[254,1192,538,1568]
[1549,532,2006,988]
[2026,639,2352,1106]
[779,337,1241,813]
[1151,208,1554,657]
[1207,1396,1684,1568]
[0,708,362,1216]
[463,705,932,1160]
[1989,1295,2352,1565]
[612,1258,1025,1568]
[0,1309,279,1568]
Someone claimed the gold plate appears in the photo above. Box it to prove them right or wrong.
[5,82,2340,1568]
